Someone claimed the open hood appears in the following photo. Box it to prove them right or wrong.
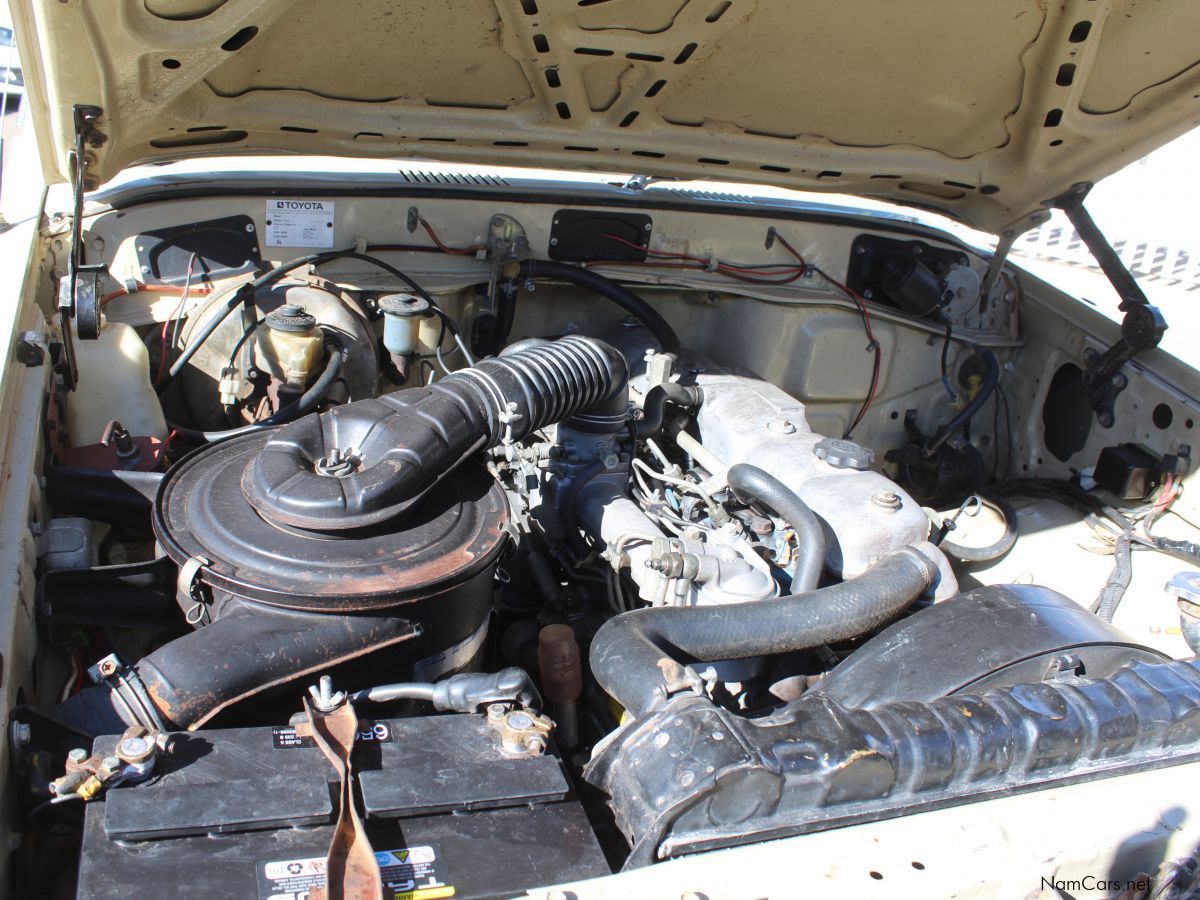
[15,0,1200,233]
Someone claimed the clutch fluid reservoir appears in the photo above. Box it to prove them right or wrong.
[257,304,323,388]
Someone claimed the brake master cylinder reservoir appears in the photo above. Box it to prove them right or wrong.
[257,305,323,388]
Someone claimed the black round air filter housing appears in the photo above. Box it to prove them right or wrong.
[153,430,508,621]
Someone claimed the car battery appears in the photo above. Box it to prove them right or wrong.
[76,710,609,899]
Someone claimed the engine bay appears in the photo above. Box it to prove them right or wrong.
[9,174,1200,897]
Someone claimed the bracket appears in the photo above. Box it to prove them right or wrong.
[484,213,530,313]
[1050,183,1167,428]
[58,105,109,390]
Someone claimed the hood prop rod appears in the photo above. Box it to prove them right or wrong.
[1050,182,1167,429]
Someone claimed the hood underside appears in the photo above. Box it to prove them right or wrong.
[16,0,1200,233]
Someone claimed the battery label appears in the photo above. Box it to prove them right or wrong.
[257,844,454,900]
[271,719,394,749]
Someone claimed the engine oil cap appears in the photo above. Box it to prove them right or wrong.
[814,437,875,470]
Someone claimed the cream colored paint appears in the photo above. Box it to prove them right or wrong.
[13,0,1200,233]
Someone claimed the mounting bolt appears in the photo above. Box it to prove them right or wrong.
[11,723,30,748]
[308,674,347,712]
[524,735,546,754]
[245,223,255,233]
[67,748,88,765]
[767,418,796,435]
[871,489,902,512]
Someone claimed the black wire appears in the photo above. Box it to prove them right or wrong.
[325,252,475,365]
[227,315,267,371]
[940,320,958,403]
[27,795,84,820]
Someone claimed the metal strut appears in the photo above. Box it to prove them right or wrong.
[1050,183,1167,428]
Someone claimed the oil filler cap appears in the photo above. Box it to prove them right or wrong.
[814,437,875,471]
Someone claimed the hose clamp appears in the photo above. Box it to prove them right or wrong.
[457,367,522,445]
[178,555,212,626]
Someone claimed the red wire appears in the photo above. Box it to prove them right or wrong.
[1155,474,1178,512]
[101,281,213,307]
[419,219,485,255]
[809,267,881,438]
[595,233,807,284]
[157,257,195,386]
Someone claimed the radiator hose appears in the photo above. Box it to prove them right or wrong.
[726,463,826,592]
[590,544,939,716]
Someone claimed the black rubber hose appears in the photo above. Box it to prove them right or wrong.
[169,336,348,444]
[591,546,937,716]
[164,249,348,385]
[52,604,421,734]
[938,493,1019,563]
[726,463,826,592]
[248,336,629,530]
[635,383,702,438]
[937,437,1018,563]
[517,259,680,354]
[925,349,999,455]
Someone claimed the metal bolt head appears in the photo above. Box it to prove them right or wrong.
[140,265,151,276]
[486,703,506,721]
[245,223,255,232]
[68,748,88,764]
[507,711,534,730]
[11,723,30,748]
[101,755,122,771]
[118,736,153,764]
[524,735,546,754]
[767,418,796,435]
